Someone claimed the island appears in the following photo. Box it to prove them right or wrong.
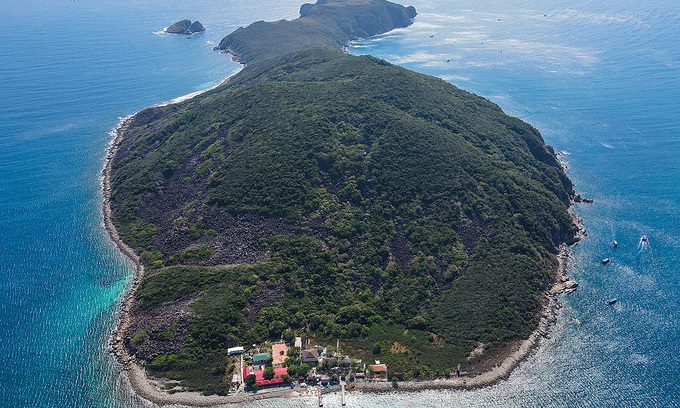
[164,19,205,35]
[105,0,581,403]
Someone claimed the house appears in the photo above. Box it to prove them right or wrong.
[301,348,320,365]
[369,362,388,378]
[227,346,244,356]
[252,352,272,366]
[272,343,289,368]
[243,366,289,387]
[294,336,303,349]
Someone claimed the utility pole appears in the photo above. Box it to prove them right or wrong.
[341,377,347,406]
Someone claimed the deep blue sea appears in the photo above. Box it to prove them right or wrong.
[0,0,677,407]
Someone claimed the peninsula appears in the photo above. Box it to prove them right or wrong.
[105,0,579,402]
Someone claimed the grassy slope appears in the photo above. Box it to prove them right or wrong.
[110,48,576,393]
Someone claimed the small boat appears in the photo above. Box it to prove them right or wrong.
[601,258,611,265]
[612,240,618,248]
[607,299,618,305]
[638,235,650,251]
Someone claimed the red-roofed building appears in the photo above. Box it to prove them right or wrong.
[369,363,388,379]
[243,366,289,387]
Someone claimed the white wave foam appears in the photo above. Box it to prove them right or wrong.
[157,67,243,107]
[438,74,472,82]
[388,51,454,68]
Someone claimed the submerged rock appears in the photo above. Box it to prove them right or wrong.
[164,20,205,35]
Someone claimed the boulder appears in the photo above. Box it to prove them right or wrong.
[564,280,578,290]
[189,21,205,33]
[165,19,192,34]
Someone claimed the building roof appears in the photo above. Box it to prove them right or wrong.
[243,367,289,387]
[369,363,388,373]
[301,348,319,363]
[253,352,271,363]
[272,343,289,366]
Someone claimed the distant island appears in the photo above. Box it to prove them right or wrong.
[105,0,581,404]
[164,19,205,35]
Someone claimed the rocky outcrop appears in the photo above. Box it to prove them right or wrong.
[299,2,314,16]
[551,278,579,295]
[573,193,594,204]
[164,20,205,35]
[189,21,205,33]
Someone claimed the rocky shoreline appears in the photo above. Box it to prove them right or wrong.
[101,69,245,404]
[103,113,144,372]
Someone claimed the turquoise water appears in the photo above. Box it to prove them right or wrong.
[1,0,678,407]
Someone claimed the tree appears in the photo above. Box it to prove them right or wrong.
[268,320,286,339]
[130,330,149,349]
[287,364,297,377]
[372,343,382,355]
[297,363,310,377]
[282,328,295,344]
[244,374,256,389]
[263,366,275,380]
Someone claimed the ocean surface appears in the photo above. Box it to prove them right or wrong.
[0,0,677,407]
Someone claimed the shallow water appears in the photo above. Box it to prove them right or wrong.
[1,0,678,407]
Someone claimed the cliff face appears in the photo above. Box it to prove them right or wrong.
[217,0,416,64]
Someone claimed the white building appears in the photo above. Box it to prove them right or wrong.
[227,346,245,355]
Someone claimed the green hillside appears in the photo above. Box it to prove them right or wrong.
[109,0,576,395]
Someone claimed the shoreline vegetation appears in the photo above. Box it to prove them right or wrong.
[103,0,585,405]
